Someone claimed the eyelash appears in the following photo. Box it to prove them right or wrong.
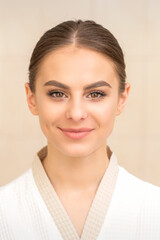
[47,90,107,100]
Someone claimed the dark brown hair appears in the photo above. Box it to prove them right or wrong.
[28,19,126,93]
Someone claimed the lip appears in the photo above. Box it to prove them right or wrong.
[58,127,93,139]
[59,127,93,132]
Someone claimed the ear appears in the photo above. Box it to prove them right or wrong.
[25,82,38,115]
[116,82,130,116]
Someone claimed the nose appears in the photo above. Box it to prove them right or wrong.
[65,97,88,121]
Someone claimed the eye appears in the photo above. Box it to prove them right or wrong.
[47,90,67,98]
[87,91,106,99]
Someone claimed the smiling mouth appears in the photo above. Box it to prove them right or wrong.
[58,128,93,139]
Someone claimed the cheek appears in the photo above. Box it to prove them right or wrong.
[93,100,118,125]
[36,99,64,127]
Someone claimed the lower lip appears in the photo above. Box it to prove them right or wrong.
[59,129,93,139]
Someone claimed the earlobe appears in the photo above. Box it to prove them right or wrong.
[25,83,38,115]
[116,82,130,116]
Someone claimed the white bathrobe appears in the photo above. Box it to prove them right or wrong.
[0,146,160,240]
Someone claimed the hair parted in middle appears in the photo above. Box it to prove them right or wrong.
[28,19,126,93]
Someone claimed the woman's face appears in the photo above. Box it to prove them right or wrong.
[25,46,129,157]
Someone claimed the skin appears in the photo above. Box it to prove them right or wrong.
[25,45,130,235]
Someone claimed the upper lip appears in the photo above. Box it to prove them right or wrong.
[59,127,93,132]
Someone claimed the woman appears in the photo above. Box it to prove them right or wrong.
[0,19,160,240]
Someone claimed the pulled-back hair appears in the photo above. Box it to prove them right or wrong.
[28,19,126,93]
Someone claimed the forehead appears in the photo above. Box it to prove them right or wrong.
[36,45,119,88]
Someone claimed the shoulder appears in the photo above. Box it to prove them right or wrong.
[0,169,34,203]
[117,166,160,205]
[118,166,160,190]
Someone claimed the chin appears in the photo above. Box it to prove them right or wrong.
[58,144,95,158]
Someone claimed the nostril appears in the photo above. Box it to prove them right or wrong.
[65,108,88,120]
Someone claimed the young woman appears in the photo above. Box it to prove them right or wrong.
[0,19,160,240]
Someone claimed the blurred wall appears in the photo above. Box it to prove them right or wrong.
[0,0,160,186]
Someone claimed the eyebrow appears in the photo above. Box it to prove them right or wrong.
[44,80,112,90]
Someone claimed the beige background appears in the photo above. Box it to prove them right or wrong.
[0,0,160,186]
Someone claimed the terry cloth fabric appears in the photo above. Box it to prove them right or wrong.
[0,146,160,240]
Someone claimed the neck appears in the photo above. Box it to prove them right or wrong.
[42,143,110,191]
